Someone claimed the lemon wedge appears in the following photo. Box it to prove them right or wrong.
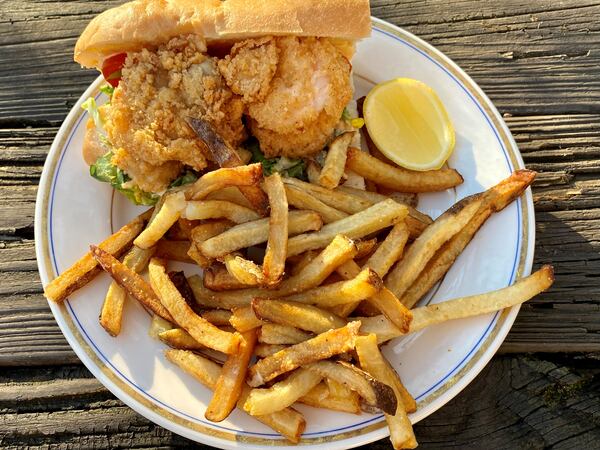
[363,78,455,171]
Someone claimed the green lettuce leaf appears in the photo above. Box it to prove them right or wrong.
[247,140,306,180]
[90,152,159,206]
[169,170,199,188]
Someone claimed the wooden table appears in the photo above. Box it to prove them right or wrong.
[2,1,599,448]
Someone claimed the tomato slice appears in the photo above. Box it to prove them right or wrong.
[101,53,127,87]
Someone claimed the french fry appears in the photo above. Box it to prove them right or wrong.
[224,253,266,286]
[262,173,288,284]
[183,200,261,223]
[346,147,463,193]
[201,309,233,326]
[252,299,347,334]
[298,381,361,414]
[90,246,173,322]
[176,218,199,239]
[185,164,263,200]
[287,200,408,257]
[386,194,484,299]
[188,275,252,309]
[258,323,313,345]
[306,159,323,184]
[187,243,211,269]
[409,265,555,333]
[167,271,199,312]
[318,132,354,189]
[355,334,417,450]
[282,177,372,214]
[134,191,187,249]
[190,220,233,246]
[200,210,322,258]
[230,306,265,332]
[333,260,412,332]
[402,170,536,308]
[307,360,397,415]
[288,250,319,276]
[247,321,361,387]
[285,185,348,224]
[366,223,409,277]
[206,330,257,422]
[155,240,193,263]
[159,328,204,350]
[44,213,148,302]
[355,238,378,259]
[206,186,253,209]
[165,349,305,442]
[203,264,248,291]
[148,315,174,339]
[254,344,287,358]
[187,117,269,214]
[100,245,156,336]
[283,268,382,308]
[244,368,322,416]
[148,258,240,354]
[362,265,555,344]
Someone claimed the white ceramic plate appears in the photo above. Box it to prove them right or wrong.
[35,18,534,450]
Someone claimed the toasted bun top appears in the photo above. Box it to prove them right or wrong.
[75,0,371,68]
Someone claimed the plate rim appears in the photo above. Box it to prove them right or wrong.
[35,17,535,450]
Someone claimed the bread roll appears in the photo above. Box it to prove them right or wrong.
[75,0,371,68]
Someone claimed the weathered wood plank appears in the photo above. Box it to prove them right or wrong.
[1,0,599,124]
[0,354,598,449]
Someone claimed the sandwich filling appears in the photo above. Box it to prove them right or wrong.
[85,33,354,199]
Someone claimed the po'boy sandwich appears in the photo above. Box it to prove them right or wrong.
[75,0,371,204]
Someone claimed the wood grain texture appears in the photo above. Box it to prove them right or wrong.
[1,0,599,448]
[0,355,598,449]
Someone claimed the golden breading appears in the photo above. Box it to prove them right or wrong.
[220,36,352,158]
[104,35,246,193]
[218,37,279,103]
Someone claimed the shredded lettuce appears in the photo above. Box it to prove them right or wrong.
[341,107,352,121]
[90,152,159,206]
[81,97,106,135]
[247,140,306,180]
[169,170,198,188]
[99,84,115,99]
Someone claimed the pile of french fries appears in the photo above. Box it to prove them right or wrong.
[44,115,554,449]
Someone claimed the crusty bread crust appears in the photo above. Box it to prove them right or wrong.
[75,0,371,68]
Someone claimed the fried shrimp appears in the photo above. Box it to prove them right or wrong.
[219,37,352,158]
[104,35,246,193]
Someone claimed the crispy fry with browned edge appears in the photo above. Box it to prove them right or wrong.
[155,240,193,263]
[185,164,263,200]
[318,132,354,189]
[254,344,287,358]
[307,360,397,415]
[134,191,186,249]
[355,238,378,259]
[283,177,372,213]
[187,243,210,269]
[204,264,248,291]
[283,268,382,308]
[159,328,204,350]
[224,253,266,286]
[306,159,322,184]
[361,265,555,344]
[200,210,322,258]
[346,147,463,193]
[230,306,265,332]
[184,200,261,223]
[188,275,251,309]
[258,323,313,345]
[386,194,484,299]
[90,246,173,322]
[287,200,407,257]
[262,173,288,284]
[356,334,417,450]
[402,170,536,308]
[285,185,348,224]
[165,349,305,442]
[206,186,253,208]
[201,309,232,326]
[252,299,347,334]
[206,329,257,422]
[167,271,199,311]
[298,381,360,414]
[244,368,322,416]
[333,260,412,332]
[247,321,361,387]
[148,258,239,354]
[187,117,268,215]
[100,245,156,336]
[366,223,409,277]
[44,212,148,302]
